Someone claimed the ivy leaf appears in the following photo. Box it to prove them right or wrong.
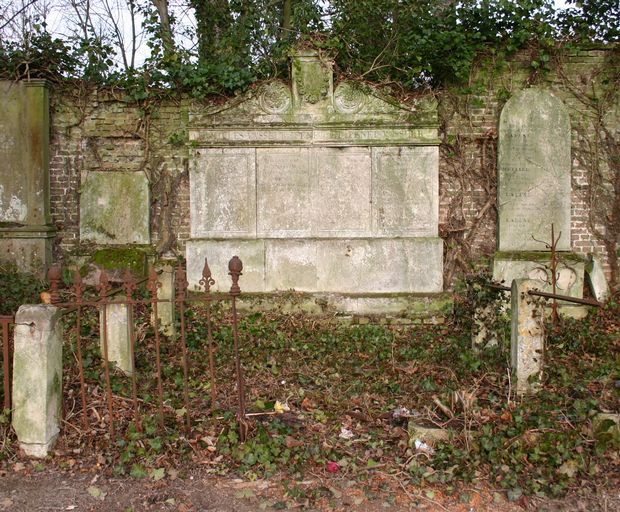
[87,486,106,500]
[150,467,166,481]
[507,488,522,502]
[557,459,579,478]
[366,459,380,469]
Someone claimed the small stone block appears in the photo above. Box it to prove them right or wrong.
[586,254,610,302]
[156,264,176,336]
[99,298,134,375]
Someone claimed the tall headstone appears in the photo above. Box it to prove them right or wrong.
[0,81,55,276]
[498,88,571,251]
[494,89,586,301]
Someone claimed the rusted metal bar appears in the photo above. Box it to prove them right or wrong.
[97,270,115,440]
[199,258,217,413]
[45,262,158,316]
[228,256,246,442]
[147,267,165,430]
[123,269,141,431]
[487,283,602,307]
[549,224,560,326]
[175,263,191,434]
[72,270,88,429]
[529,289,601,307]
[47,264,62,305]
[1,316,13,411]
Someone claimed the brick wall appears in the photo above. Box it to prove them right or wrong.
[47,48,619,286]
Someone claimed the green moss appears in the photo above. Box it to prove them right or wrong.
[495,251,586,263]
[91,248,148,276]
[52,371,61,397]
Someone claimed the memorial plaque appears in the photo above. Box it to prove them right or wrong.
[80,171,149,244]
[498,89,571,251]
[190,149,256,238]
[372,147,438,236]
[256,148,312,236]
[315,147,371,235]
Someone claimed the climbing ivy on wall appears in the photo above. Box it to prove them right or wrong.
[0,1,617,95]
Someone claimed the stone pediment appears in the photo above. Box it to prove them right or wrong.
[189,51,438,147]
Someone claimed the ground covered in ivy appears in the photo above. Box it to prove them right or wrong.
[1,286,619,511]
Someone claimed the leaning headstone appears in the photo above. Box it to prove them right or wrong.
[12,305,62,457]
[498,88,571,251]
[586,254,610,303]
[99,297,134,375]
[511,279,545,395]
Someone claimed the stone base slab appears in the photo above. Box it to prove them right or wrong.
[232,292,451,320]
[493,251,586,300]
[186,238,443,295]
[19,436,58,458]
[0,225,55,277]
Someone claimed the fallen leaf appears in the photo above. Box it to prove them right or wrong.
[150,467,166,481]
[0,498,14,510]
[274,400,290,413]
[326,461,341,473]
[87,485,106,500]
[301,397,316,411]
[285,436,304,448]
[234,489,255,499]
[557,459,579,478]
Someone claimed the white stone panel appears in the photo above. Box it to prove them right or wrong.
[256,148,312,237]
[265,238,443,293]
[186,239,265,293]
[190,148,256,238]
[314,148,372,236]
[372,147,438,237]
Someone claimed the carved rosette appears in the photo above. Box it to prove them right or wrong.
[334,82,366,114]
[258,82,292,114]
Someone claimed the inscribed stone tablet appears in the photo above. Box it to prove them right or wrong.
[372,147,438,237]
[315,148,371,236]
[80,172,149,244]
[498,89,571,251]
[256,148,312,236]
[190,149,256,238]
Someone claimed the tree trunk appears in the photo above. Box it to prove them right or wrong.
[150,0,175,60]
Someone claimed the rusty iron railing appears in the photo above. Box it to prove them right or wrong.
[489,282,602,307]
[46,256,247,442]
[0,315,13,412]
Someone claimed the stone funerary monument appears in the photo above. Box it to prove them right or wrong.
[186,51,443,302]
[494,88,585,300]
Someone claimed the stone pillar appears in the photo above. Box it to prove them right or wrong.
[511,279,545,396]
[12,305,62,458]
[100,298,133,375]
[0,80,55,276]
[156,262,176,336]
